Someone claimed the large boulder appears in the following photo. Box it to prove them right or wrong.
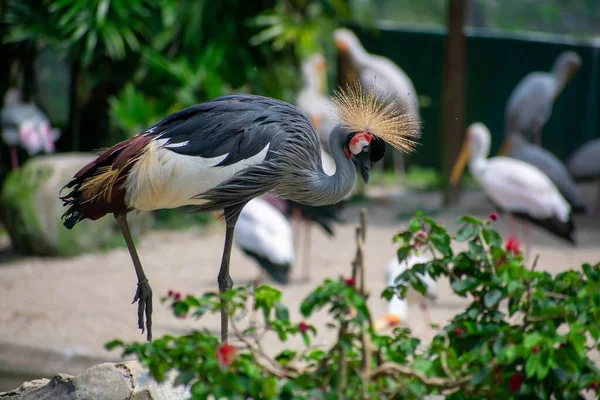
[0,361,190,400]
[0,153,153,256]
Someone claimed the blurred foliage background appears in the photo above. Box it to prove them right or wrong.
[0,0,598,182]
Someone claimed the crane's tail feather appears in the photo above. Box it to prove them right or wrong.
[512,211,576,246]
[241,249,291,284]
[59,135,153,228]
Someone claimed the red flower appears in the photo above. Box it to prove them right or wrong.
[589,382,598,390]
[298,322,309,333]
[505,236,520,255]
[344,277,356,287]
[488,212,498,221]
[453,327,463,337]
[167,290,174,297]
[216,344,237,367]
[174,292,181,301]
[508,372,522,393]
[414,232,428,248]
[531,345,539,354]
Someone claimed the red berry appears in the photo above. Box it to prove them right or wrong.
[505,236,520,255]
[589,382,597,390]
[489,212,498,221]
[453,327,463,336]
[560,343,566,349]
[298,322,309,333]
[508,372,522,393]
[174,292,181,301]
[344,277,356,286]
[167,290,174,297]
[531,345,539,354]
[414,232,428,248]
[216,344,237,367]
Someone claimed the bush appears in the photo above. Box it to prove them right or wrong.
[107,211,600,399]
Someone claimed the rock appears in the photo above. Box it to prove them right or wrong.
[0,153,154,256]
[0,361,190,400]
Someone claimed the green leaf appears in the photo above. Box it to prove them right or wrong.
[457,215,482,225]
[526,355,539,378]
[274,302,289,322]
[430,233,452,256]
[104,339,123,350]
[381,287,394,301]
[409,219,420,232]
[484,289,503,308]
[451,277,479,295]
[470,366,489,386]
[262,376,278,398]
[455,224,478,242]
[174,370,195,386]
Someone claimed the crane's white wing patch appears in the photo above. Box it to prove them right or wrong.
[125,141,271,210]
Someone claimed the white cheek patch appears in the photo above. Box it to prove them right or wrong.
[350,138,370,155]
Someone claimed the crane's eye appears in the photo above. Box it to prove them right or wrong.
[362,147,369,153]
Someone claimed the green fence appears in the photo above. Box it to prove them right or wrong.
[353,24,600,170]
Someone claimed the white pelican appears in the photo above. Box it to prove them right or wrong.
[566,138,600,214]
[296,53,337,150]
[450,123,576,254]
[502,51,581,147]
[333,28,420,175]
[502,132,589,214]
[374,254,437,335]
[234,197,294,285]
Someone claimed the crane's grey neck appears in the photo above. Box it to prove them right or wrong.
[551,56,578,98]
[289,125,355,206]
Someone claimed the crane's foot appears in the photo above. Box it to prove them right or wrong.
[132,279,153,341]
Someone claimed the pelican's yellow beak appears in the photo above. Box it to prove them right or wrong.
[373,313,401,332]
[335,39,347,52]
[449,137,471,186]
[496,137,510,157]
[311,116,321,130]
[315,59,326,73]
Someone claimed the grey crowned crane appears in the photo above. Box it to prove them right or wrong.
[450,123,575,258]
[333,28,420,176]
[501,132,589,214]
[501,51,581,148]
[60,86,420,343]
[233,197,294,285]
[263,149,346,283]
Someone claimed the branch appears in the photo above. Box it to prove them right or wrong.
[521,254,540,331]
[369,362,472,389]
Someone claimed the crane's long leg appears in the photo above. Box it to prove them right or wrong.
[218,209,241,344]
[115,213,153,341]
[507,214,517,238]
[302,221,313,282]
[522,221,530,264]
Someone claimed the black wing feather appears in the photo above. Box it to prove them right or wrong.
[147,94,308,167]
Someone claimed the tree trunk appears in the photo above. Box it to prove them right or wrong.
[442,0,467,206]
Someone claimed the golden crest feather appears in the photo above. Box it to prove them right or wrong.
[332,82,421,153]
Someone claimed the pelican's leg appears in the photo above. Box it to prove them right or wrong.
[302,221,313,282]
[392,149,405,178]
[507,214,517,238]
[115,213,153,342]
[522,221,531,264]
[218,208,241,344]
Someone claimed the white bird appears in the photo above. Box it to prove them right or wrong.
[334,28,420,176]
[502,51,581,147]
[1,87,61,168]
[450,123,576,255]
[374,254,437,335]
[234,197,294,285]
[296,53,338,150]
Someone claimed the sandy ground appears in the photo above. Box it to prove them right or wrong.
[1,185,599,391]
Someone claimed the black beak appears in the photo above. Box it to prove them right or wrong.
[359,158,371,184]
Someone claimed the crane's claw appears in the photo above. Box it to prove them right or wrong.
[132,279,153,341]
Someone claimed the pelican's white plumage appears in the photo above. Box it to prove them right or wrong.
[452,123,575,247]
[296,53,337,148]
[333,28,419,120]
[234,197,294,284]
[467,123,570,222]
[375,254,437,332]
